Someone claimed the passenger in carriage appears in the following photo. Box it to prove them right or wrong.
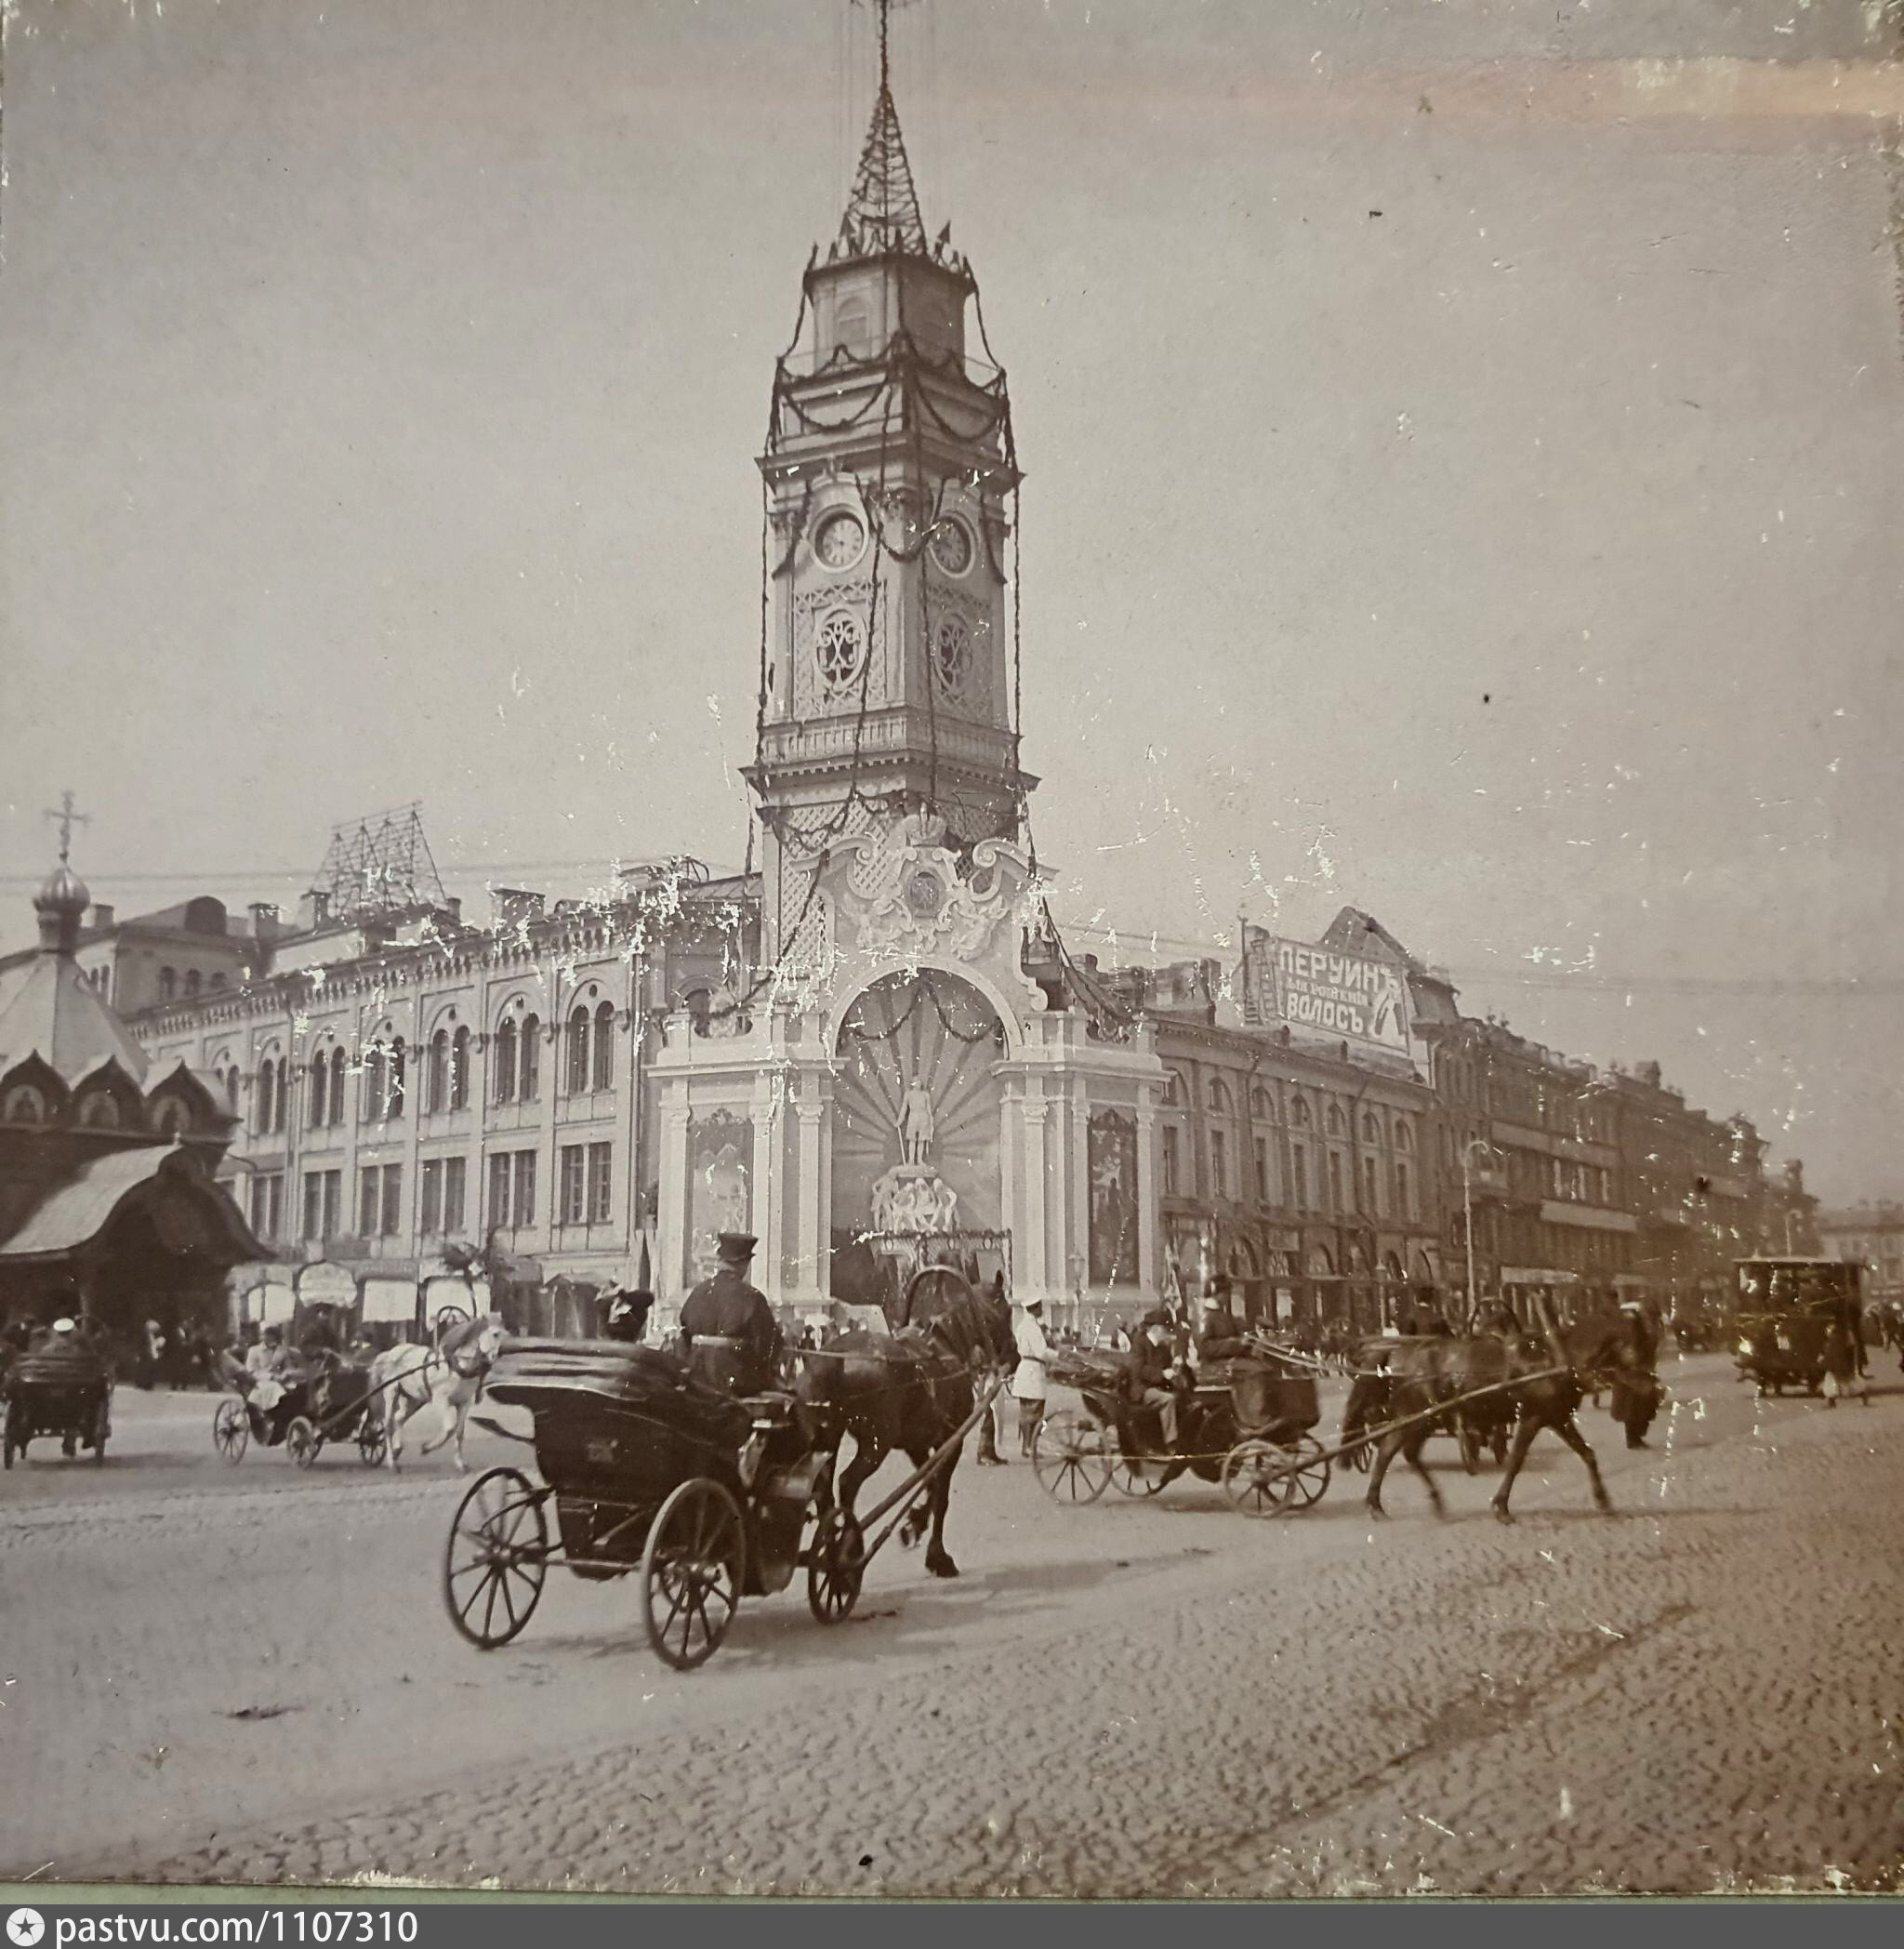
[1122,1309,1181,1452]
[1195,1279,1253,1366]
[602,1288,654,1345]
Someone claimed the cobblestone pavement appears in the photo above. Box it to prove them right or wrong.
[7,1356,1903,1895]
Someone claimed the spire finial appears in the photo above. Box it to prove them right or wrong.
[840,0,930,257]
[44,789,89,868]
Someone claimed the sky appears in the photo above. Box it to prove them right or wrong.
[2,0,1901,1200]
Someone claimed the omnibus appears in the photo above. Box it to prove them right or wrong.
[1732,1256,1862,1396]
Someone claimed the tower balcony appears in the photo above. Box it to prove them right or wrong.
[751,707,1026,790]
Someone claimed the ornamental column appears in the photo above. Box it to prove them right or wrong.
[1135,1097,1158,1299]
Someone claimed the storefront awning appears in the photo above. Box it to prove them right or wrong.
[0,1142,265,1265]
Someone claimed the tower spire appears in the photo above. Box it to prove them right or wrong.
[840,0,929,258]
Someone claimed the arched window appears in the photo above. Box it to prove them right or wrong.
[1362,1112,1381,1145]
[2,1084,47,1123]
[495,1018,518,1105]
[152,1097,190,1136]
[1160,1070,1183,1107]
[1395,1122,1413,1153]
[78,1091,122,1130]
[255,1058,275,1134]
[1326,1103,1346,1137]
[226,1069,241,1116]
[388,1038,405,1120]
[158,968,178,1002]
[520,1014,540,1100]
[328,1046,346,1125]
[209,973,227,992]
[363,1046,387,1123]
[592,1001,615,1092]
[426,1030,448,1112]
[566,1005,591,1094]
[309,1053,327,1128]
[451,1028,469,1109]
[1289,1096,1312,1130]
[184,970,203,998]
[1250,1088,1272,1120]
[1209,1079,1232,1114]
[272,1056,287,1134]
[835,304,869,359]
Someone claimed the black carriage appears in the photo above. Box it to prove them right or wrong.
[441,1337,879,1670]
[4,1345,112,1467]
[1033,1347,1329,1516]
[213,1357,388,1469]
[1733,1257,1862,1397]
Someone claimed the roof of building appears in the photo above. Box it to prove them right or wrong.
[0,1140,263,1263]
[0,927,152,1085]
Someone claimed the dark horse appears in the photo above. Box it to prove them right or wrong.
[795,1266,1014,1579]
[1342,1305,1627,1524]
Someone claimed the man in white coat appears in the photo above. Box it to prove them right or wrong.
[1012,1297,1054,1458]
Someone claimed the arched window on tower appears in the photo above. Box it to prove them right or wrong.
[495,1018,518,1105]
[592,1001,615,1092]
[566,1005,591,1095]
[427,1030,449,1114]
[520,1014,541,1101]
[451,1028,469,1109]
[834,304,869,360]
[328,1046,347,1126]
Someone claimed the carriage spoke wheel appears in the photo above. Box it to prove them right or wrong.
[1221,1439,1299,1518]
[214,1399,249,1465]
[641,1478,744,1672]
[284,1416,321,1469]
[1031,1410,1111,1505]
[1456,1417,1482,1476]
[806,1507,866,1624]
[1288,1434,1330,1507]
[443,1466,549,1650]
[1342,1437,1372,1475]
[1111,1449,1166,1498]
[357,1418,389,1467]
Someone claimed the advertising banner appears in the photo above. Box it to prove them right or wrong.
[1242,926,1412,1057]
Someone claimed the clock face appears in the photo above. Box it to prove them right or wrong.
[813,510,866,571]
[929,518,973,576]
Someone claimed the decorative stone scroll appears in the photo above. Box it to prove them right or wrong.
[833,810,1033,965]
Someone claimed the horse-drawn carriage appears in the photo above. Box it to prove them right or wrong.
[1733,1257,1862,1398]
[1033,1346,1329,1516]
[442,1269,1006,1670]
[4,1341,112,1467]
[213,1356,389,1468]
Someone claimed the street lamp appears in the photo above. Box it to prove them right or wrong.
[1461,1138,1498,1328]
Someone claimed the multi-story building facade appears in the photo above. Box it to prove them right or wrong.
[1817,1202,1904,1305]
[132,865,754,1305]
[0,895,264,1017]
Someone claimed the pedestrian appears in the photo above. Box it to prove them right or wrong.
[1012,1297,1054,1458]
[1821,1318,1867,1409]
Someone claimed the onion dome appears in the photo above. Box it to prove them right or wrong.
[34,863,91,954]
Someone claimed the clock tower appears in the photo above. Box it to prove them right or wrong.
[652,9,1162,1324]
[747,30,1030,970]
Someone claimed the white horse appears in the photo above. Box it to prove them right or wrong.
[367,1315,502,1472]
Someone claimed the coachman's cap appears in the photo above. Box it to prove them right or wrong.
[716,1232,758,1262]
[1141,1307,1173,1329]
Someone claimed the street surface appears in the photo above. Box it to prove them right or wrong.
[3,1354,1901,1896]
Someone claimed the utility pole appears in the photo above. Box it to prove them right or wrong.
[1461,1137,1495,1328]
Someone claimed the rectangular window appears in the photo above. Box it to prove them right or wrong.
[1291,1146,1307,1212]
[513,1149,537,1228]
[560,1144,587,1226]
[1395,1160,1411,1222]
[266,1173,283,1241]
[1211,1131,1228,1201]
[1362,1155,1380,1219]
[250,1176,269,1238]
[322,1171,340,1240]
[443,1157,466,1236]
[588,1141,613,1224]
[1329,1151,1345,1213]
[380,1163,402,1236]
[421,1159,443,1237]
[1255,1137,1271,1205]
[488,1153,510,1229]
[1161,1126,1180,1198]
[304,1172,321,1240]
[520,1034,540,1104]
[359,1166,381,1238]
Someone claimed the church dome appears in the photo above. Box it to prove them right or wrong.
[35,863,91,921]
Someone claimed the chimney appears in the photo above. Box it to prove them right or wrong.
[494,888,546,931]
[445,895,463,924]
[249,902,282,943]
[90,904,115,930]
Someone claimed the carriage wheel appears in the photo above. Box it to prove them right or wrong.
[1221,1439,1299,1518]
[214,1398,249,1465]
[641,1478,745,1672]
[356,1417,388,1467]
[1031,1411,1111,1505]
[1288,1434,1330,1507]
[285,1416,320,1468]
[1110,1449,1166,1498]
[1342,1435,1372,1474]
[806,1507,866,1624]
[443,1466,550,1650]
